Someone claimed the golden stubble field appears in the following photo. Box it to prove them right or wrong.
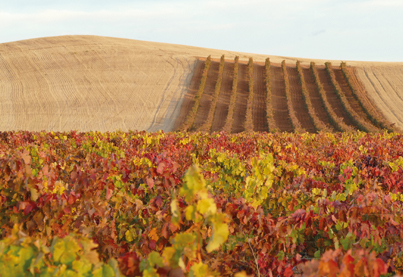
[0,35,402,132]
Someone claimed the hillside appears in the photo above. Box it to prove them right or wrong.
[0,35,402,132]
[174,57,399,133]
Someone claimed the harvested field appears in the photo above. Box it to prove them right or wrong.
[0,36,197,132]
[0,35,401,133]
[172,60,205,130]
[355,65,403,130]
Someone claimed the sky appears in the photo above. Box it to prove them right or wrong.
[1,0,402,62]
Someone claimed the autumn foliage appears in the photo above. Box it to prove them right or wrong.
[1,130,403,276]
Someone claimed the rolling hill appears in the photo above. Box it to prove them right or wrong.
[0,35,401,132]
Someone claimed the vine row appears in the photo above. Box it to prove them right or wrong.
[325,62,379,133]
[179,55,212,131]
[244,58,254,132]
[222,56,239,133]
[282,60,304,132]
[199,55,225,132]
[265,58,277,132]
[310,62,354,132]
[296,61,330,132]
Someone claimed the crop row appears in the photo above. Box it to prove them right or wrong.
[182,56,395,134]
[325,62,379,132]
[244,58,254,132]
[199,55,225,132]
[264,58,277,132]
[282,60,304,132]
[296,61,330,132]
[340,62,397,132]
[222,56,239,133]
[1,131,403,275]
[310,62,354,132]
[179,55,211,131]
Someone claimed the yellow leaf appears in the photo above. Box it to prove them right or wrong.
[162,247,177,268]
[185,205,196,221]
[206,217,229,253]
[171,199,180,225]
[197,198,217,216]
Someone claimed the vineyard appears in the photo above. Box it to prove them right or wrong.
[174,56,398,134]
[2,37,403,277]
[1,130,403,276]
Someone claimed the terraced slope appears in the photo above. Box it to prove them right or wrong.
[175,57,394,133]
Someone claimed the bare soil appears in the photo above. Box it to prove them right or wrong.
[231,63,248,133]
[252,64,269,132]
[301,67,336,131]
[316,66,355,128]
[270,64,293,132]
[287,66,316,132]
[192,61,220,130]
[211,62,234,132]
[333,68,377,129]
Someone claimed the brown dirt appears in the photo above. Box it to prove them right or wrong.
[270,64,293,132]
[286,65,316,132]
[172,60,205,130]
[211,61,234,132]
[231,63,248,133]
[316,66,355,128]
[302,67,336,131]
[333,68,377,129]
[192,61,220,130]
[252,64,269,132]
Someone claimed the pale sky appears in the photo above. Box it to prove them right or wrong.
[1,0,402,62]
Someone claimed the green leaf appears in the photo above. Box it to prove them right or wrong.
[72,259,93,276]
[185,205,196,221]
[52,236,80,265]
[147,251,164,268]
[18,246,35,272]
[277,251,285,261]
[181,165,207,202]
[80,238,100,265]
[92,264,115,277]
[162,247,178,268]
[142,268,159,277]
[314,250,321,259]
